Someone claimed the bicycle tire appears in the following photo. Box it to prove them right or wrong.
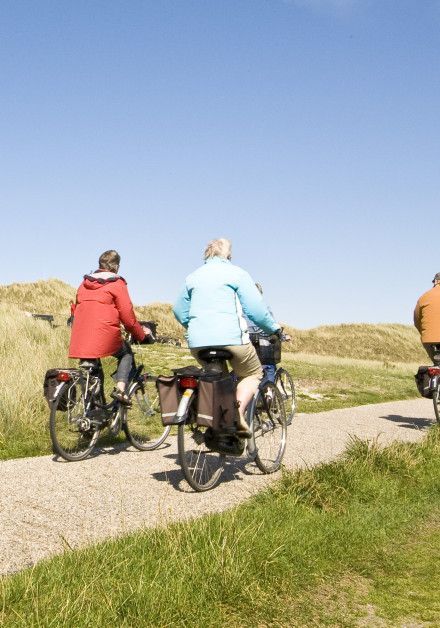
[274,367,296,426]
[178,398,225,491]
[249,381,287,474]
[124,380,171,450]
[49,381,100,461]
[433,387,440,424]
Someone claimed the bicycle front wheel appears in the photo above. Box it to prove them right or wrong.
[178,420,225,492]
[274,367,296,426]
[249,381,287,474]
[49,381,100,461]
[433,387,440,424]
[124,380,171,450]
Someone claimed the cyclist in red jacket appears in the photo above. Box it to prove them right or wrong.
[69,249,148,405]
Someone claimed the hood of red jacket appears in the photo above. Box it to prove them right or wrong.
[82,270,127,290]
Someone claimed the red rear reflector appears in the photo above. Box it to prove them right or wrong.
[56,372,72,382]
[179,376,198,389]
[428,367,440,376]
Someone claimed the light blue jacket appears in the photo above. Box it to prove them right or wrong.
[173,257,280,348]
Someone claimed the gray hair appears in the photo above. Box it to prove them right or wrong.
[204,238,232,261]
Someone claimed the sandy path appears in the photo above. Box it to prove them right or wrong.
[0,398,435,576]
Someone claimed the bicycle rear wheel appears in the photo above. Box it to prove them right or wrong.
[249,381,287,474]
[49,381,100,461]
[124,379,171,450]
[178,418,226,492]
[274,367,296,426]
[433,387,440,424]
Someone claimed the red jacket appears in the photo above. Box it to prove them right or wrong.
[69,271,145,358]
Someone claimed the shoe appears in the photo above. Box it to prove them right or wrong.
[111,389,132,407]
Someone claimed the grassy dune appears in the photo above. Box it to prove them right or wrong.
[284,322,426,363]
[0,279,425,460]
[0,279,75,322]
[0,278,425,361]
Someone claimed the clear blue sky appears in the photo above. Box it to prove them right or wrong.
[1,0,438,328]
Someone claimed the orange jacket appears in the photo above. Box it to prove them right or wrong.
[414,285,440,343]
[69,271,145,358]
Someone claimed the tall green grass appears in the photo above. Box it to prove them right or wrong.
[2,429,439,626]
[0,304,72,458]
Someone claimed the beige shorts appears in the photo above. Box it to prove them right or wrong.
[191,343,263,381]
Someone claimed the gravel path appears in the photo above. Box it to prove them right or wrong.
[1,398,436,576]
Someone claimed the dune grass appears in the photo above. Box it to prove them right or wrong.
[0,301,423,461]
[2,428,439,626]
[0,279,427,461]
[283,322,426,363]
[0,278,426,359]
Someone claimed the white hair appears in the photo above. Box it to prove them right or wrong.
[204,238,232,261]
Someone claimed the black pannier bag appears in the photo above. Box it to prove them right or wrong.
[196,372,239,431]
[415,366,433,398]
[43,369,76,411]
[156,375,181,425]
[249,333,281,365]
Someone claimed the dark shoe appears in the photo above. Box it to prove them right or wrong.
[111,389,132,407]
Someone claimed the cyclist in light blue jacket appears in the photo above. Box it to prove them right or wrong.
[173,238,281,436]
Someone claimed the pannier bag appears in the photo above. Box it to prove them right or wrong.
[249,333,281,365]
[43,369,77,411]
[197,372,239,431]
[415,366,433,398]
[156,375,181,425]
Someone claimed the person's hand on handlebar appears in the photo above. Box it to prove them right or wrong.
[272,327,290,342]
[142,325,152,338]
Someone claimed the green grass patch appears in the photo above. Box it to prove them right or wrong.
[283,351,418,413]
[2,428,440,626]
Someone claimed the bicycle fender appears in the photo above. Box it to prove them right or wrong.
[175,389,194,423]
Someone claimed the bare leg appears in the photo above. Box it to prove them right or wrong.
[236,375,260,430]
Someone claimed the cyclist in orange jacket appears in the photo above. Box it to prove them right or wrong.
[414,272,440,362]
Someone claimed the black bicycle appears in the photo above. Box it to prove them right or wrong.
[48,349,169,461]
[250,330,296,426]
[173,348,287,492]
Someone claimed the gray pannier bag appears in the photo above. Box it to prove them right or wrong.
[196,372,239,431]
[156,375,181,425]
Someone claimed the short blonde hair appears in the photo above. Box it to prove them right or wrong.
[204,238,232,261]
[99,250,120,273]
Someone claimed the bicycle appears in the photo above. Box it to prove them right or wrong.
[171,348,287,492]
[250,331,296,426]
[48,344,170,461]
[425,344,440,424]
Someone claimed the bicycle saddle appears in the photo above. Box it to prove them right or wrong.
[197,348,233,362]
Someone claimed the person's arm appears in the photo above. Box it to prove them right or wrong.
[173,283,191,328]
[414,300,422,332]
[113,280,146,341]
[236,270,280,335]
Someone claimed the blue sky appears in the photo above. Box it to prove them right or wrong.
[0,0,439,327]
